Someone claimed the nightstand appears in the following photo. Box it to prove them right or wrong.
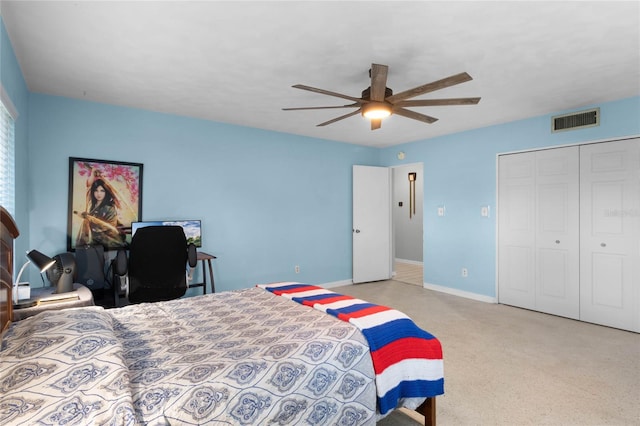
[12,283,95,321]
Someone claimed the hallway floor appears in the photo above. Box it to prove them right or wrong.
[393,261,422,286]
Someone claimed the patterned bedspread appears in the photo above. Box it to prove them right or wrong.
[1,287,380,425]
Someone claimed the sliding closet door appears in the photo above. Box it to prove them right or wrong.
[498,152,536,310]
[535,147,580,319]
[498,147,579,319]
[580,138,640,332]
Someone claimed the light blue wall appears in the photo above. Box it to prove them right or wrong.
[381,97,640,298]
[27,94,379,290]
[0,18,30,266]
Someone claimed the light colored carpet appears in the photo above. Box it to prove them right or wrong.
[380,408,425,425]
[331,281,640,426]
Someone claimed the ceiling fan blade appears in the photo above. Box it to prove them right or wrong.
[370,63,388,102]
[370,119,382,130]
[283,103,360,111]
[317,109,362,127]
[386,72,473,103]
[393,107,439,124]
[394,97,481,107]
[292,84,365,103]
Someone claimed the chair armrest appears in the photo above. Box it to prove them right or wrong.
[187,244,197,268]
[113,249,128,276]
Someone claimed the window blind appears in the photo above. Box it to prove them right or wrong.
[0,91,16,216]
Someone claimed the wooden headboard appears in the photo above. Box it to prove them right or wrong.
[1,206,20,339]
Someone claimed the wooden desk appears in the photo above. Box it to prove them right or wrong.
[188,252,217,294]
[12,283,95,321]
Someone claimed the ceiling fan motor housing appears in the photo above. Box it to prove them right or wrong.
[361,86,393,100]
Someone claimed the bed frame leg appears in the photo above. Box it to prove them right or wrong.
[416,397,436,426]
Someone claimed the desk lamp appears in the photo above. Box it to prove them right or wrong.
[14,249,56,305]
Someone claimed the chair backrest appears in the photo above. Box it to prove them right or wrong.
[127,225,190,303]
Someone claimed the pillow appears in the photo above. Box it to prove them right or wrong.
[0,307,135,425]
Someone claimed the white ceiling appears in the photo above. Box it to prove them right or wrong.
[1,1,639,147]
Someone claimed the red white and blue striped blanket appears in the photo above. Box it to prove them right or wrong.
[257,282,444,415]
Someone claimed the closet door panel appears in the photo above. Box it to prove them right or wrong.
[591,254,624,307]
[538,249,569,298]
[535,147,579,319]
[580,138,640,332]
[498,153,536,310]
[499,147,579,319]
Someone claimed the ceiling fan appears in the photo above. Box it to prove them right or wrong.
[283,63,480,130]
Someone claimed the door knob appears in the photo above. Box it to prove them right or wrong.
[600,243,606,247]
[555,240,560,244]
[354,229,361,233]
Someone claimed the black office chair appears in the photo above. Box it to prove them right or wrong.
[114,226,197,304]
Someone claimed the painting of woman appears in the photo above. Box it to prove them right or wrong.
[75,172,125,248]
[68,158,142,251]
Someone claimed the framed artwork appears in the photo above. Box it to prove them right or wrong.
[67,157,143,251]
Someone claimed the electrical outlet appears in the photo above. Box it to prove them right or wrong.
[461,268,468,277]
[295,265,300,274]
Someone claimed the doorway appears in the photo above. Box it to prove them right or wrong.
[392,164,424,286]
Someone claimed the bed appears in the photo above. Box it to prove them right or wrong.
[0,207,443,425]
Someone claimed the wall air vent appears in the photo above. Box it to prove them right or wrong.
[552,108,599,133]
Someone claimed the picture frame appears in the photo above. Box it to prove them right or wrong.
[67,157,143,251]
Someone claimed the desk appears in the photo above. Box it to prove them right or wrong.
[188,252,217,294]
[13,283,95,321]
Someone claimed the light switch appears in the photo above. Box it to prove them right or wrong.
[481,206,490,217]
[437,206,445,217]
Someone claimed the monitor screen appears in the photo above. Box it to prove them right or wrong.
[131,220,202,247]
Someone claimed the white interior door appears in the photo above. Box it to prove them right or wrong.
[353,165,391,283]
[580,138,640,332]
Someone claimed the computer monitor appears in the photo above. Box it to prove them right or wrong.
[131,220,202,247]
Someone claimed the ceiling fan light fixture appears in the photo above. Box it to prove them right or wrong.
[362,102,391,120]
[285,64,479,130]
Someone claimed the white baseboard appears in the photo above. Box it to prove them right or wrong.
[320,278,497,304]
[423,282,497,304]
[394,258,423,266]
